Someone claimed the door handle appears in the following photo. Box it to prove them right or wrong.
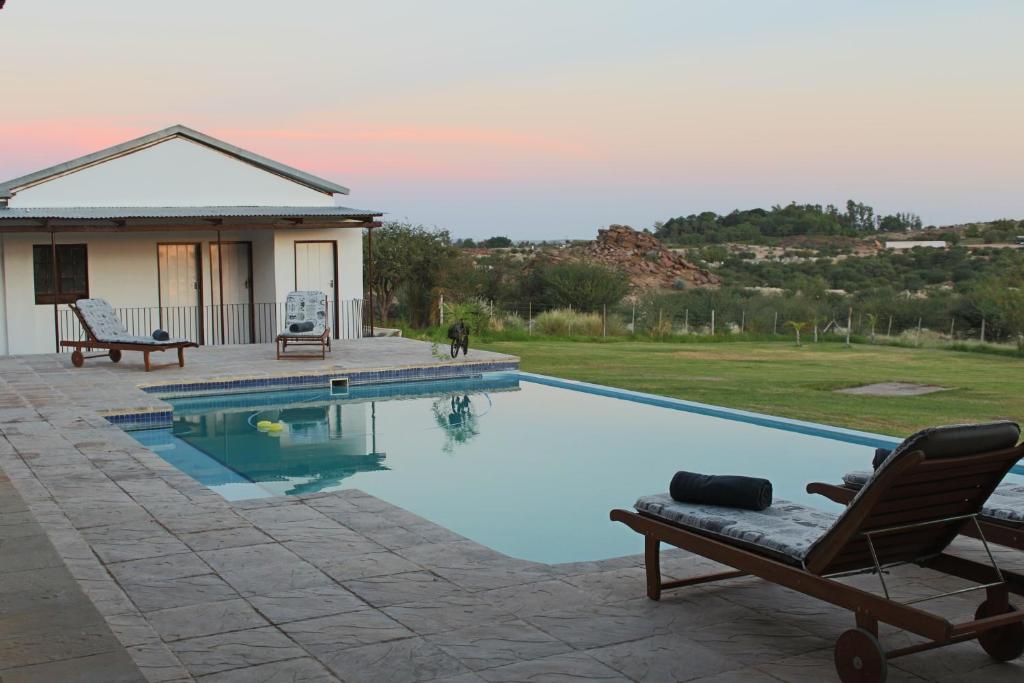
[329,280,335,288]
[193,281,198,290]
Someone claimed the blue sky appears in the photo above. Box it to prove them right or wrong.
[1,1,1022,238]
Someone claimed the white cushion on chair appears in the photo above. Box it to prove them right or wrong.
[280,291,327,336]
[841,470,1024,524]
[75,299,187,345]
[635,493,837,566]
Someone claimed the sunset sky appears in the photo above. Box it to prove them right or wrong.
[1,1,1022,239]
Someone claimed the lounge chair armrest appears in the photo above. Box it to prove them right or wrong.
[806,482,856,505]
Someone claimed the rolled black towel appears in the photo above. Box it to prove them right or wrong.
[669,471,773,511]
[289,321,315,333]
[152,329,170,341]
[872,448,892,470]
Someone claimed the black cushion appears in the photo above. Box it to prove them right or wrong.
[886,421,1020,465]
[669,471,773,511]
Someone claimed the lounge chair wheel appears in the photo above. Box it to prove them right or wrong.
[834,628,887,683]
[71,350,84,368]
[108,349,122,363]
[975,601,1024,661]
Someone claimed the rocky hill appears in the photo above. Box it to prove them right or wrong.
[571,225,721,289]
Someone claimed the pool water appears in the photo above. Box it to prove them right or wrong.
[131,373,1023,564]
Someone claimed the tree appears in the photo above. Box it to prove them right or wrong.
[971,271,1024,350]
[865,312,878,343]
[785,320,808,346]
[364,222,461,326]
[480,235,513,248]
[810,313,825,343]
[534,260,630,312]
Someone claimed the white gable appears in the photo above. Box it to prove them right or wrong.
[9,137,335,208]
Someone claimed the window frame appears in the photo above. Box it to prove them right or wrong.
[33,243,90,305]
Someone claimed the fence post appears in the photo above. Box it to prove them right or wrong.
[887,316,893,337]
[602,304,607,338]
[659,309,663,336]
[740,309,745,333]
[773,311,778,336]
[917,317,923,346]
[846,308,852,347]
[981,318,986,343]
[528,302,533,336]
[949,318,955,339]
[439,294,445,327]
[631,301,636,333]
[711,309,716,336]
[684,308,689,334]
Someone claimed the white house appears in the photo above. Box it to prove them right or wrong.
[884,241,947,251]
[0,125,381,355]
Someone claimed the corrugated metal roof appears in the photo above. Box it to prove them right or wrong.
[0,206,382,220]
[0,124,352,198]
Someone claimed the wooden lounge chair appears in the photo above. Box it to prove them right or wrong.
[611,422,1024,682]
[276,291,331,360]
[810,425,1024,553]
[61,298,198,371]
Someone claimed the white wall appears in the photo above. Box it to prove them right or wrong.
[0,238,7,355]
[271,228,364,304]
[8,137,335,207]
[0,226,364,355]
[2,230,254,354]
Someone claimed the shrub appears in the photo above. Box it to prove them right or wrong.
[533,308,625,336]
[534,261,630,312]
[444,299,491,335]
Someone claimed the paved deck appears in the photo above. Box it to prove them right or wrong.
[1,339,1022,682]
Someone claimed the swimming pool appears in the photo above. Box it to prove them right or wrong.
[130,372,1023,564]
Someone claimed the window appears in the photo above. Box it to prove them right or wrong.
[33,244,89,305]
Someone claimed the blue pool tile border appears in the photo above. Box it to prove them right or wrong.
[138,361,520,398]
[104,410,174,431]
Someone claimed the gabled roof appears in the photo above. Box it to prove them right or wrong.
[0,206,380,220]
[0,124,351,200]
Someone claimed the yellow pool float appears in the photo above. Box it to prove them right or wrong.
[256,420,273,431]
[267,422,284,433]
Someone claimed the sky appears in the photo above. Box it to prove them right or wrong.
[1,1,1022,239]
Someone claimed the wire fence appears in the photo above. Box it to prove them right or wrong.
[441,298,1013,346]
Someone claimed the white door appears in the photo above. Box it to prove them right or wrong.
[157,243,201,341]
[294,241,336,336]
[210,242,253,344]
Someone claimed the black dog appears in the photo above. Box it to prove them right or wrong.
[447,320,470,357]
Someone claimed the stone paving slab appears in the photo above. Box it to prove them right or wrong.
[0,475,145,682]
[2,340,1024,681]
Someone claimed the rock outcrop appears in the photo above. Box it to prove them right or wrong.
[573,225,721,289]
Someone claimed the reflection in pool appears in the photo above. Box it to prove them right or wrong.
[133,376,515,500]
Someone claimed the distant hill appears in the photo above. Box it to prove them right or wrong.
[654,200,923,245]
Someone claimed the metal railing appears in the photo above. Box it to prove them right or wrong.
[58,298,367,351]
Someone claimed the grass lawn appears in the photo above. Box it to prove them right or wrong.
[476,340,1024,436]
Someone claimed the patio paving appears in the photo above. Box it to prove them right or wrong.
[1,338,1023,681]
